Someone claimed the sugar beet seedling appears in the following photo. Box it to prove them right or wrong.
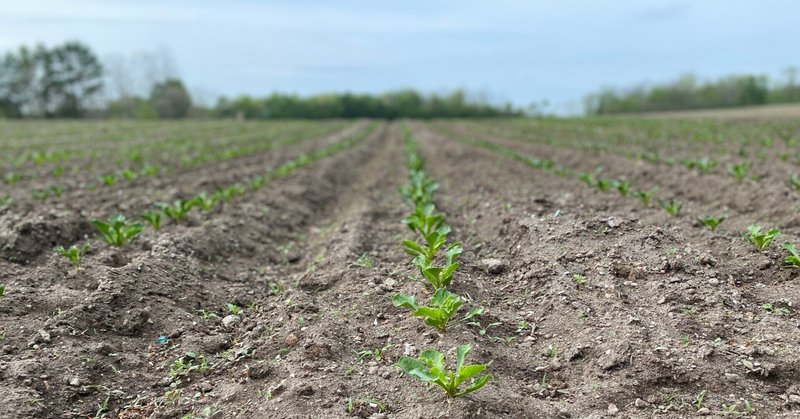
[397,343,492,398]
[92,214,143,247]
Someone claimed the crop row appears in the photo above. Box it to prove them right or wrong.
[48,124,378,269]
[0,123,358,209]
[430,124,800,267]
[392,126,491,398]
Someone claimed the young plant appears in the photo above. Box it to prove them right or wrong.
[697,214,727,231]
[397,343,492,398]
[92,214,143,247]
[99,174,117,186]
[392,288,479,332]
[412,244,462,289]
[746,225,779,252]
[194,192,218,211]
[634,190,654,206]
[786,173,800,193]
[158,198,200,222]
[727,162,750,182]
[611,179,631,196]
[141,210,163,231]
[782,242,800,267]
[595,178,613,192]
[658,199,682,217]
[403,226,450,261]
[404,204,446,238]
[121,169,138,181]
[400,171,439,206]
[54,242,91,269]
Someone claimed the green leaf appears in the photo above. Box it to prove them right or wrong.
[457,373,492,396]
[455,343,471,372]
[391,293,418,310]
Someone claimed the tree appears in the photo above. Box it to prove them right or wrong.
[150,79,191,118]
[39,42,104,117]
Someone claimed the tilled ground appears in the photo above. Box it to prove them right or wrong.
[1,120,799,418]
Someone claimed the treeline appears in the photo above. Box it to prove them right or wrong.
[215,90,519,119]
[585,69,800,115]
[0,41,518,119]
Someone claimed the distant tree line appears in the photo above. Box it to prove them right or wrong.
[584,68,800,115]
[1,41,518,119]
[215,90,520,119]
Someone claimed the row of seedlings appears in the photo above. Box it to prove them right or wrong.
[52,125,377,270]
[392,126,492,398]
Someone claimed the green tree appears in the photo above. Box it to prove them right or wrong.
[38,42,104,117]
[150,79,191,118]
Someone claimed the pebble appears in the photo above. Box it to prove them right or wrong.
[221,315,240,328]
[383,278,397,288]
[285,333,298,347]
[480,258,506,274]
[607,217,623,228]
[69,377,81,386]
[789,394,800,405]
[697,407,710,415]
[634,398,648,408]
[724,373,740,382]
[607,403,619,416]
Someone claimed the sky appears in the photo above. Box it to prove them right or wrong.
[1,0,798,114]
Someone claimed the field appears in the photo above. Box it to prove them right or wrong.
[2,117,800,418]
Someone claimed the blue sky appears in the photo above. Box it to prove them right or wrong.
[1,1,798,113]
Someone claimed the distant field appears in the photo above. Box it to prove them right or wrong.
[637,102,800,119]
[2,117,800,417]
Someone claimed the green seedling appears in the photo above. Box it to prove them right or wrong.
[215,185,245,203]
[782,242,800,267]
[0,284,5,299]
[392,288,480,333]
[595,178,612,192]
[404,204,446,238]
[92,214,143,247]
[158,198,200,222]
[51,166,64,178]
[685,157,717,173]
[54,242,91,269]
[400,171,439,206]
[611,179,631,196]
[226,303,242,315]
[194,192,218,211]
[727,162,750,182]
[141,210,163,231]
[746,225,779,252]
[121,169,138,181]
[248,175,267,191]
[2,172,22,185]
[698,214,727,231]
[99,174,117,186]
[411,244,462,289]
[356,345,393,363]
[169,352,208,380]
[140,164,158,177]
[761,303,791,315]
[658,199,682,216]
[0,194,11,206]
[403,226,450,261]
[573,274,586,285]
[790,173,800,192]
[577,171,596,186]
[397,343,492,398]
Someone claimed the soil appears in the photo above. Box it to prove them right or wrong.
[1,120,799,418]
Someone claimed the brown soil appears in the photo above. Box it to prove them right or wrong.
[1,120,799,418]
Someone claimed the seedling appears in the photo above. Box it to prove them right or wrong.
[595,178,612,192]
[746,225,779,252]
[686,157,718,173]
[761,303,791,315]
[698,214,727,231]
[790,174,800,192]
[611,179,631,196]
[468,320,501,336]
[392,288,480,332]
[194,192,218,211]
[658,199,682,216]
[397,343,492,398]
[226,303,242,315]
[121,169,138,181]
[92,214,143,247]
[99,174,117,186]
[356,345,393,363]
[404,204,446,238]
[403,227,450,262]
[572,274,586,285]
[54,242,91,269]
[169,352,208,380]
[158,198,200,222]
[400,171,439,206]
[411,244,462,289]
[634,190,654,206]
[782,242,800,267]
[0,194,11,206]
[141,210,163,231]
[727,162,750,182]
[0,284,4,299]
[215,185,245,203]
